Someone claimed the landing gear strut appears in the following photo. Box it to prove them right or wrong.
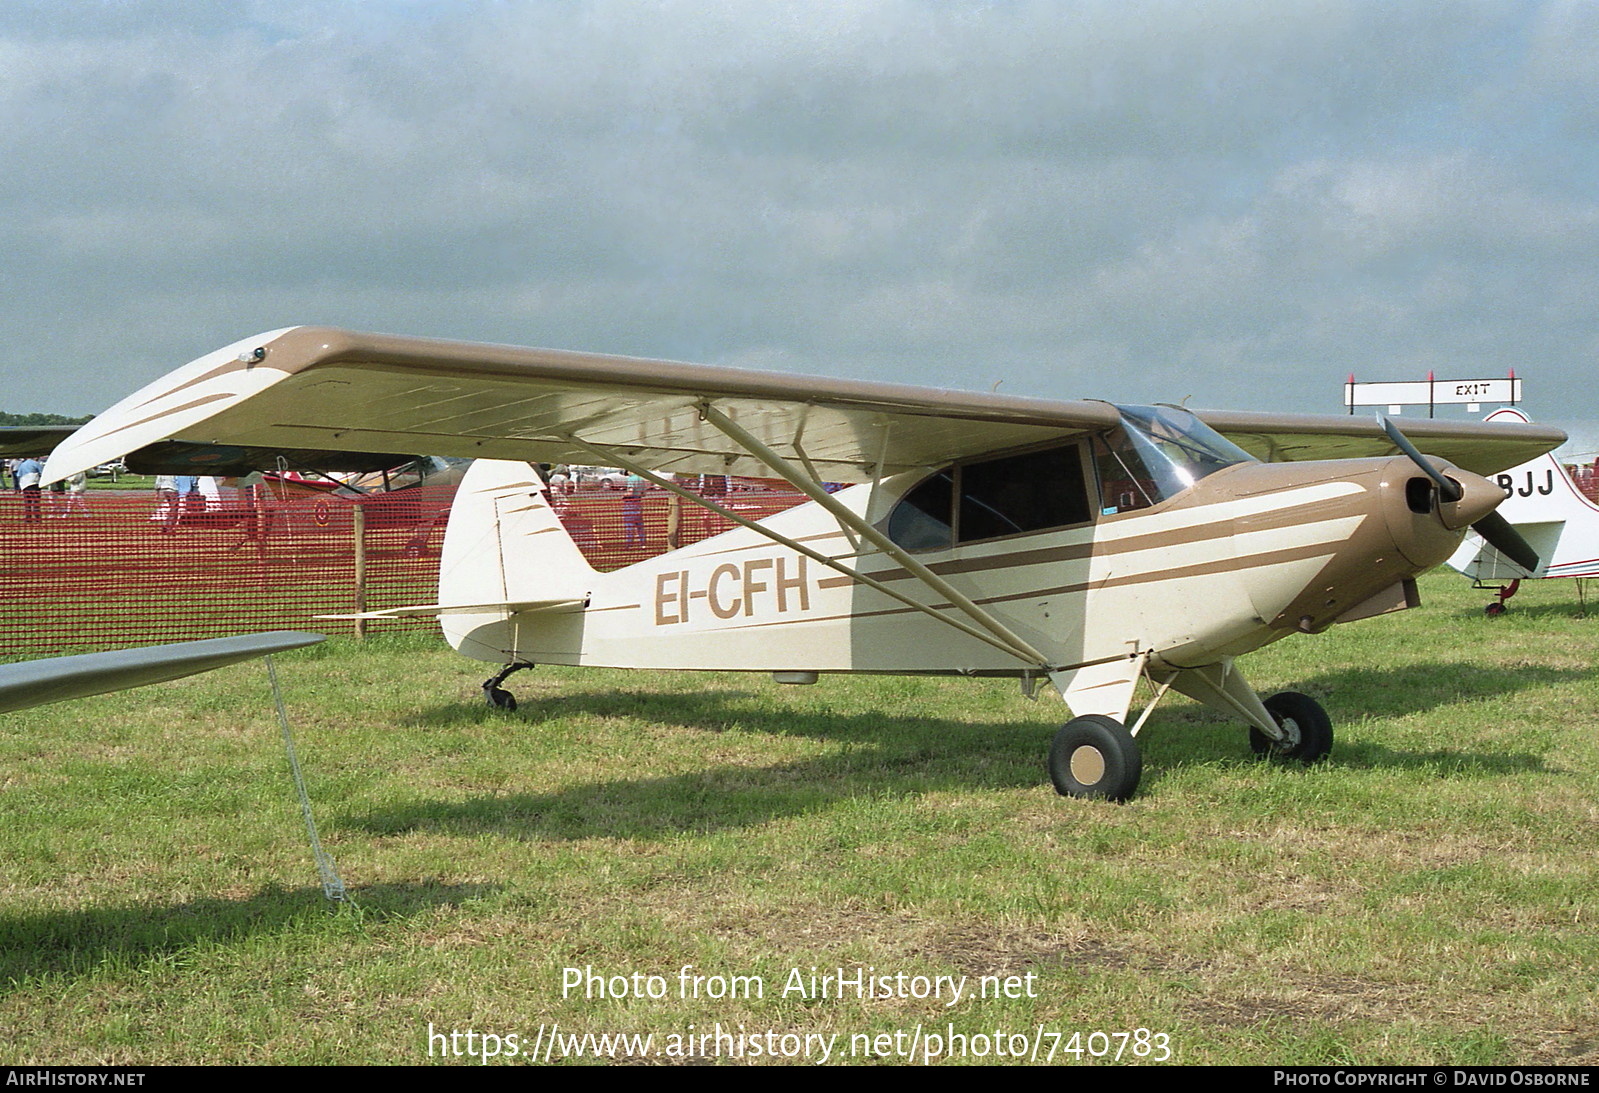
[482,662,533,711]
[1249,691,1333,763]
[1483,579,1520,617]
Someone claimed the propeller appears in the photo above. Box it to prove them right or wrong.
[1468,510,1541,574]
[1380,417,1463,503]
[1380,417,1541,573]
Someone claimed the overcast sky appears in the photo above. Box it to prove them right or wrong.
[4,1,1596,441]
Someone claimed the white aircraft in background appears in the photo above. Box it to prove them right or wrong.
[43,328,1562,800]
[1449,407,1599,614]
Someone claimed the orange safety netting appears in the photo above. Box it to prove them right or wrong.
[1,477,809,654]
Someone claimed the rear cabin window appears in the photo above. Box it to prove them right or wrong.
[886,470,954,551]
[886,444,1092,551]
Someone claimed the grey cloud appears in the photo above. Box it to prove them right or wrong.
[1,0,1595,426]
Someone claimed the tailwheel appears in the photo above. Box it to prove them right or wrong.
[1484,579,1519,616]
[481,662,533,712]
[1250,691,1332,763]
[1048,715,1142,801]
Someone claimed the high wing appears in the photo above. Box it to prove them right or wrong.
[44,327,1565,485]
[1197,410,1563,473]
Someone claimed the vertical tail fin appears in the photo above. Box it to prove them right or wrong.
[438,460,596,659]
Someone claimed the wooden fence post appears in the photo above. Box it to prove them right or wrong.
[352,502,367,641]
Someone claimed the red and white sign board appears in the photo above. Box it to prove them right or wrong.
[1344,377,1521,413]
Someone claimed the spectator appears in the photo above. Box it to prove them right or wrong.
[153,474,179,531]
[14,455,43,523]
[622,473,648,547]
[47,472,87,516]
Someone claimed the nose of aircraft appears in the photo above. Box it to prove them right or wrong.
[1381,458,1507,569]
[1437,468,1507,531]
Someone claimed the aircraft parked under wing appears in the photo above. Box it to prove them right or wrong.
[0,424,421,479]
[0,425,77,458]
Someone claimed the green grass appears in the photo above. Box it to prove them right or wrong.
[0,572,1595,1065]
[83,475,156,491]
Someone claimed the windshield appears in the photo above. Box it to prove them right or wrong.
[1094,404,1257,514]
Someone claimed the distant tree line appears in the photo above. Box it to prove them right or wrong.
[0,411,92,426]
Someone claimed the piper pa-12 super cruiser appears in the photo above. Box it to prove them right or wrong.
[43,329,1563,800]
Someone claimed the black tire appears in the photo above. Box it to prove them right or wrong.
[1249,691,1332,763]
[1484,601,1507,617]
[1048,715,1142,801]
[486,687,517,712]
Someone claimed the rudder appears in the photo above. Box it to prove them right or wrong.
[438,460,596,660]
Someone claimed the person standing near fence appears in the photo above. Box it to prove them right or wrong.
[622,473,648,548]
[153,474,179,531]
[63,470,89,516]
[175,475,200,525]
[14,456,43,523]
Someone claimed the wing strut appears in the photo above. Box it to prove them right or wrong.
[696,402,1054,668]
[559,434,1044,665]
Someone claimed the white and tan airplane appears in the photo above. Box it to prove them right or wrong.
[42,329,1563,800]
[1449,406,1599,613]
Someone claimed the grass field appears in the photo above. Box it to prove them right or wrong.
[1,570,1595,1066]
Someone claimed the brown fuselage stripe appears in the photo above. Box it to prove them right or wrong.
[631,540,1342,634]
[690,528,853,560]
[804,501,1361,592]
[851,496,1361,585]
[969,539,1339,604]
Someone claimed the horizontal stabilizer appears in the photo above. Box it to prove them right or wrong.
[0,631,326,714]
[317,599,586,620]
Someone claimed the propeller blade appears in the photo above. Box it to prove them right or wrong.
[1380,417,1464,503]
[1471,510,1540,573]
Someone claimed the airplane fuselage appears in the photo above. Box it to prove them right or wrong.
[440,452,1495,682]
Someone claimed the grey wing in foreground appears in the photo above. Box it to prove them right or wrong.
[0,632,326,714]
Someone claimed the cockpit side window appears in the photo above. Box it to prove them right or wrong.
[957,445,1091,542]
[885,442,1094,551]
[1092,430,1161,515]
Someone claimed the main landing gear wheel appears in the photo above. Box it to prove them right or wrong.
[1249,691,1332,763]
[1048,715,1142,801]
